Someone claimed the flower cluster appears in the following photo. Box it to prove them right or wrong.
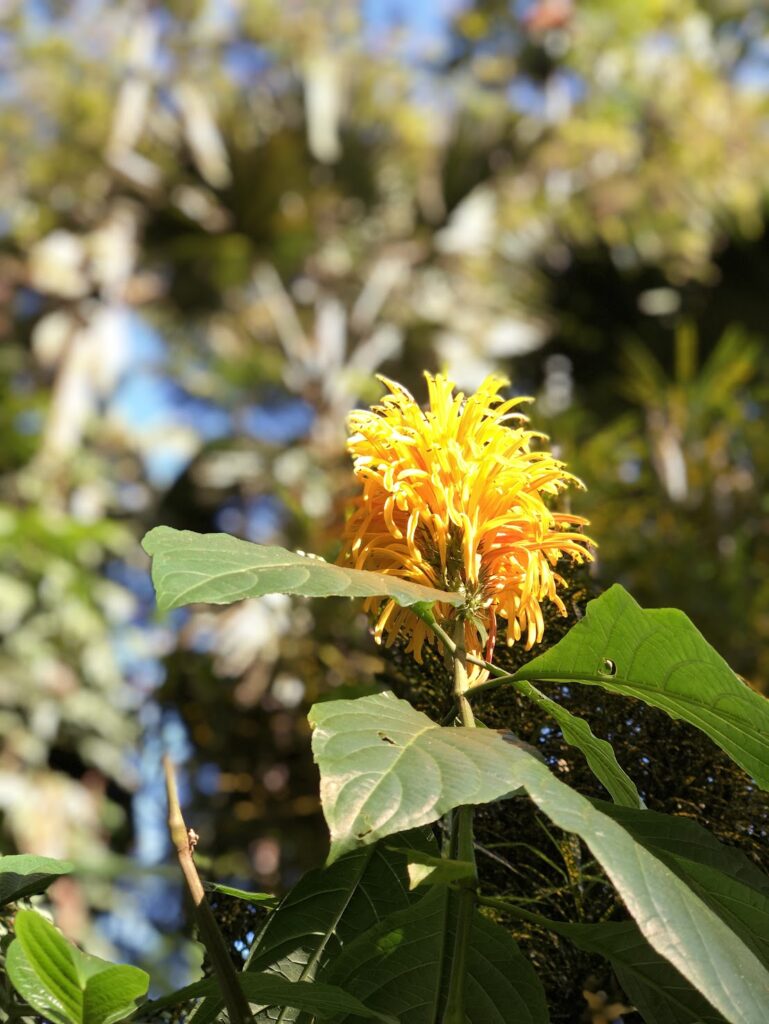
[339,374,594,675]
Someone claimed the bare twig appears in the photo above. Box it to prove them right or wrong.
[163,756,254,1024]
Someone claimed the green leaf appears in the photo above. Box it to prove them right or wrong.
[191,837,435,1024]
[203,882,279,906]
[141,975,397,1022]
[320,886,548,1023]
[514,584,769,789]
[511,676,642,808]
[593,800,769,896]
[142,527,462,611]
[595,801,769,968]
[309,692,769,1022]
[545,919,727,1023]
[7,910,148,1024]
[309,692,523,861]
[385,848,475,890]
[0,854,74,905]
[251,835,436,1024]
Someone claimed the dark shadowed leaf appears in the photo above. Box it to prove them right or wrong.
[594,800,769,895]
[595,801,769,968]
[140,974,397,1022]
[320,886,548,1024]
[545,919,726,1024]
[0,854,74,906]
[196,836,434,1024]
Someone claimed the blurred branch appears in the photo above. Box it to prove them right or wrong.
[163,756,254,1024]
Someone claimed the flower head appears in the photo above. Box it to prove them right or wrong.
[339,373,594,676]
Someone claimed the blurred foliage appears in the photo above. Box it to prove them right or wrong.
[1,0,769,984]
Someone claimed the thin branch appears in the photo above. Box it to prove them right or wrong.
[163,756,254,1024]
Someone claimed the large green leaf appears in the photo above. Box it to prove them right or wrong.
[7,910,148,1024]
[594,800,769,896]
[252,833,435,1023]
[544,919,727,1024]
[595,801,769,968]
[510,676,642,808]
[513,584,769,789]
[320,886,548,1024]
[193,837,434,1024]
[309,692,769,1022]
[140,975,397,1022]
[142,527,462,611]
[310,692,523,860]
[0,854,73,906]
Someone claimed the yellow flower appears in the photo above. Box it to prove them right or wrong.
[339,373,594,676]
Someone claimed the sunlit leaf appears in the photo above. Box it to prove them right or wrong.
[515,585,769,789]
[385,847,475,890]
[203,882,279,906]
[142,527,462,611]
[7,910,148,1024]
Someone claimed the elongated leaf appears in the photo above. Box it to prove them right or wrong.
[142,527,462,611]
[320,886,548,1024]
[511,676,642,808]
[7,910,148,1024]
[0,854,73,906]
[594,802,769,968]
[514,584,769,789]
[593,801,769,896]
[309,692,769,1022]
[543,918,726,1023]
[203,882,279,906]
[141,975,397,1022]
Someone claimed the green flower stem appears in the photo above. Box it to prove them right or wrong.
[163,757,255,1024]
[442,620,477,1024]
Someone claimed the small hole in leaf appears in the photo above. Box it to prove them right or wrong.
[356,828,372,839]
[600,658,617,677]
[378,732,396,745]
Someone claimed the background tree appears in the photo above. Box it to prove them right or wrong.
[1,0,768,997]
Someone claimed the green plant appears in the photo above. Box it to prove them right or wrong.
[129,505,769,1022]
[6,371,769,1024]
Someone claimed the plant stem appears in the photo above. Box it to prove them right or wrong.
[442,620,477,1024]
[163,756,254,1024]
[429,620,512,687]
[476,893,564,933]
